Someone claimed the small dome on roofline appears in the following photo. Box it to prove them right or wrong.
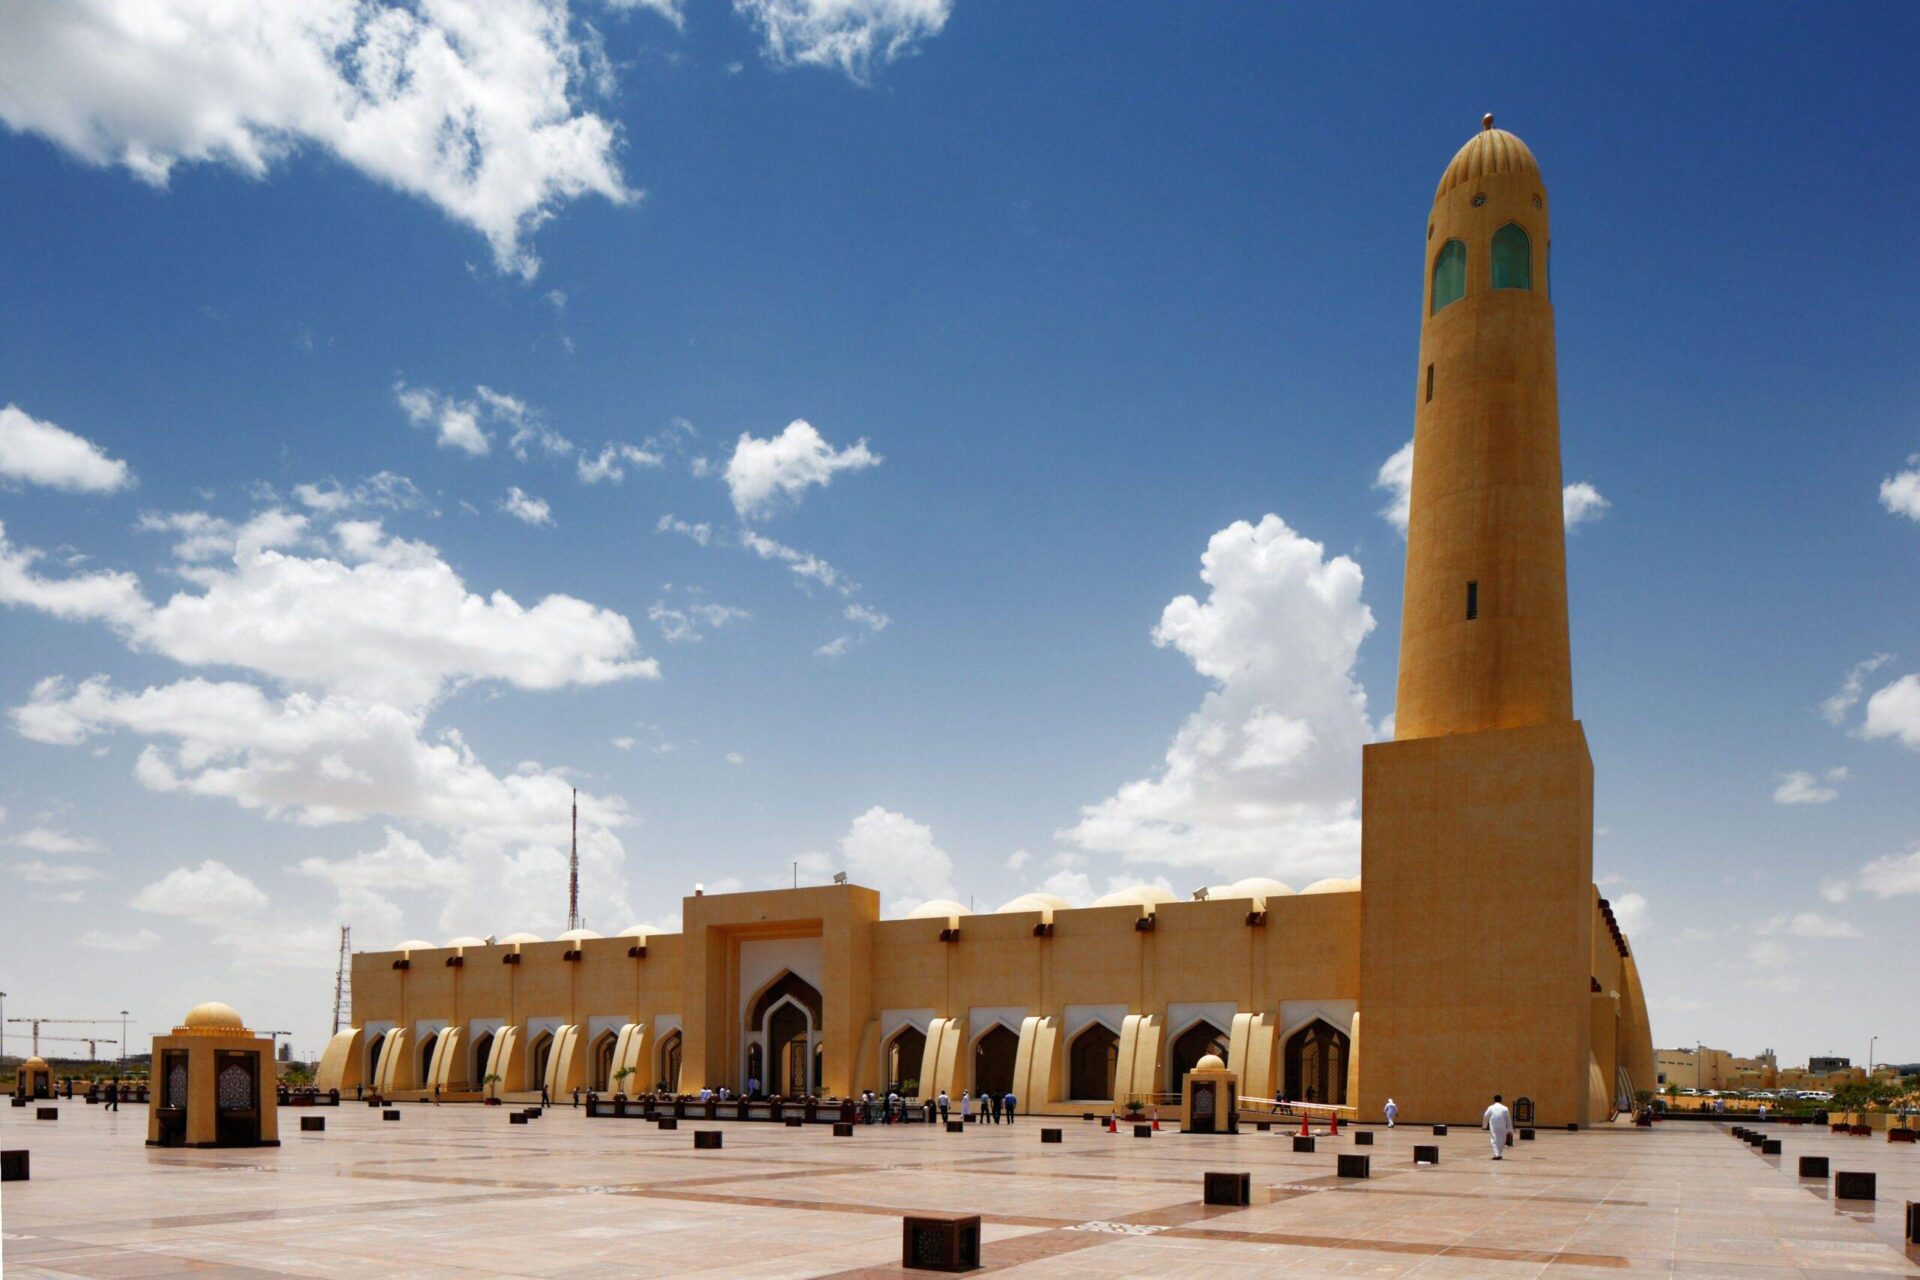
[395,939,438,952]
[1089,884,1177,910]
[616,924,656,938]
[1196,1053,1227,1072]
[23,1055,49,1069]
[905,898,972,920]
[499,931,544,944]
[182,1001,245,1030]
[1229,877,1294,899]
[445,936,487,948]
[995,892,1071,914]
[556,928,602,941]
[1301,877,1361,895]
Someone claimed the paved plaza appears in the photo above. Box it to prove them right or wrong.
[3,1104,1918,1277]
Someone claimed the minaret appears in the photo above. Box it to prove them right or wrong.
[1359,117,1599,1128]
[1395,114,1571,741]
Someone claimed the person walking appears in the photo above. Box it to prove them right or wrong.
[938,1091,950,1123]
[540,1079,552,1109]
[1483,1093,1514,1160]
[105,1080,119,1112]
[961,1090,972,1123]
[1003,1090,1017,1124]
[1384,1097,1398,1129]
[987,1091,1000,1124]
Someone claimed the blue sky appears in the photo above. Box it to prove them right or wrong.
[1,1,1916,1066]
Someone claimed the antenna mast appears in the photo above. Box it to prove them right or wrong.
[331,925,351,1035]
[567,788,581,932]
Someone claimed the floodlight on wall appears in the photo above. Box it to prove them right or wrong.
[1192,887,1210,901]
[832,872,848,885]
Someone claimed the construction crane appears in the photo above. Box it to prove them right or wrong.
[28,1034,118,1061]
[331,925,351,1036]
[6,1017,119,1058]
[263,1030,293,1061]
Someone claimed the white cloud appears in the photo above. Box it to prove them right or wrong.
[1742,938,1800,992]
[0,519,150,628]
[78,927,161,952]
[578,442,662,483]
[1374,439,1608,535]
[1004,849,1030,872]
[1826,843,1920,902]
[500,486,554,526]
[291,472,425,515]
[740,528,854,593]
[814,634,851,658]
[1772,769,1839,805]
[132,859,270,922]
[0,404,134,493]
[725,751,744,765]
[1758,911,1861,939]
[3,825,105,854]
[845,602,889,631]
[611,735,637,751]
[1373,441,1413,534]
[137,508,310,563]
[1881,455,1920,521]
[7,859,108,885]
[733,0,950,84]
[1059,513,1376,881]
[1562,481,1610,528]
[835,806,954,914]
[1823,653,1892,726]
[9,516,654,707]
[1610,892,1650,935]
[395,382,490,456]
[0,0,633,277]
[1862,674,1920,748]
[655,514,713,546]
[724,420,879,518]
[648,598,748,643]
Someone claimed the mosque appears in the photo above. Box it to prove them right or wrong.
[317,120,1656,1126]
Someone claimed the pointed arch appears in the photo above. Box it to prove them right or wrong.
[527,1029,555,1093]
[1167,1020,1231,1095]
[588,1028,619,1091]
[470,1029,496,1088]
[658,1029,683,1093]
[1067,1021,1120,1101]
[972,1024,1019,1098]
[1432,239,1467,312]
[1492,222,1531,291]
[1283,1018,1350,1106]
[884,1023,927,1092]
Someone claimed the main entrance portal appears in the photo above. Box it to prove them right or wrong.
[749,971,823,1098]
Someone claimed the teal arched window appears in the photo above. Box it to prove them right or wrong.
[1492,223,1531,291]
[1431,240,1466,313]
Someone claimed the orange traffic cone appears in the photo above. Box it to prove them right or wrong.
[1107,1114,1117,1133]
[1152,1110,1161,1131]
[1299,1111,1312,1137]
[1329,1112,1340,1136]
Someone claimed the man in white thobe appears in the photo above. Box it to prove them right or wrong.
[1483,1094,1513,1160]
[1383,1097,1398,1129]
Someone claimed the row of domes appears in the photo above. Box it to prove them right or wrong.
[391,879,1364,947]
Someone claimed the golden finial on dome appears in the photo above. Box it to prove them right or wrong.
[1483,113,1495,131]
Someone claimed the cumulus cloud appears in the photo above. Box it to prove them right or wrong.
[3,825,105,854]
[12,515,654,707]
[1758,911,1861,939]
[0,0,633,277]
[7,859,107,885]
[1822,654,1892,726]
[1772,768,1845,805]
[0,404,133,493]
[814,634,851,658]
[1375,439,1608,534]
[724,420,879,518]
[132,859,270,922]
[733,0,951,84]
[655,514,713,546]
[1059,513,1376,881]
[136,508,310,563]
[834,806,955,914]
[1609,891,1650,935]
[1862,674,1920,748]
[500,486,554,526]
[578,442,662,484]
[740,528,854,593]
[290,471,425,515]
[1824,843,1920,902]
[1881,454,1920,521]
[845,602,889,631]
[395,382,491,456]
[1562,482,1610,528]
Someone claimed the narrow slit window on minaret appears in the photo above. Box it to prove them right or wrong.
[1425,363,1435,402]
[1466,581,1479,620]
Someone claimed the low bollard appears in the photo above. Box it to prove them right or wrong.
[1432,1124,1448,1137]
[1255,1121,1271,1132]
[510,1113,529,1124]
[658,1117,678,1130]
[1337,1153,1370,1178]
[946,1120,964,1134]
[383,1109,400,1121]
[786,1116,804,1128]
[694,1131,722,1150]
[1761,1139,1781,1155]
[37,1108,58,1121]
[902,1212,980,1273]
[1905,1201,1919,1246]
[301,1116,325,1132]
[1354,1129,1374,1146]
[1293,1136,1315,1154]
[1,1150,28,1182]
[834,1122,855,1137]
[1040,1128,1062,1144]
[1134,1124,1152,1139]
[1203,1171,1251,1206]
[1799,1156,1828,1178]
[1835,1171,1876,1201]
[1414,1144,1439,1165]
[1519,1128,1535,1140]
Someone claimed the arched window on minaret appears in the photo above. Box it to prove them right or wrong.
[1492,223,1532,291]
[1431,239,1467,313]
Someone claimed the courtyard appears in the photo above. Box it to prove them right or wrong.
[3,1104,1918,1277]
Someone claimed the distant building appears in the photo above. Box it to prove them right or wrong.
[1809,1055,1850,1075]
